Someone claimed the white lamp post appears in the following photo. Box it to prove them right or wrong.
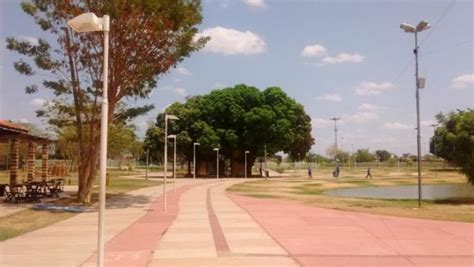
[164,114,178,211]
[193,142,200,180]
[168,135,177,193]
[145,149,149,181]
[400,20,430,208]
[245,151,250,179]
[67,12,109,267]
[213,148,219,179]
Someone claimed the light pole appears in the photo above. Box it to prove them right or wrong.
[67,12,109,267]
[400,20,430,208]
[213,148,219,179]
[193,142,200,180]
[168,135,177,193]
[145,149,149,181]
[245,151,250,179]
[164,114,178,211]
[264,145,267,179]
[430,123,438,178]
[330,117,341,161]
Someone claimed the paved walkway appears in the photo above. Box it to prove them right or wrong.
[230,194,474,267]
[2,178,473,267]
[0,179,198,266]
[148,180,297,266]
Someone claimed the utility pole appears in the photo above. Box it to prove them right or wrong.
[431,123,438,178]
[330,118,341,160]
[330,117,341,179]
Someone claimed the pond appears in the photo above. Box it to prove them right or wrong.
[325,184,474,200]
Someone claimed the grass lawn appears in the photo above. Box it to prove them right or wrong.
[0,172,162,241]
[228,167,474,223]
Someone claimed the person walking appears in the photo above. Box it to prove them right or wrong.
[307,166,312,179]
[366,167,372,179]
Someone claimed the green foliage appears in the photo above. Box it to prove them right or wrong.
[7,0,207,203]
[431,109,474,183]
[375,150,392,162]
[354,148,376,162]
[145,84,314,174]
[108,123,141,163]
[326,145,349,162]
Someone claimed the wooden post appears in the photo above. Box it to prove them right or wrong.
[9,139,19,185]
[41,143,49,181]
[27,142,36,181]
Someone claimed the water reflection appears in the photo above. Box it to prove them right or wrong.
[325,184,474,200]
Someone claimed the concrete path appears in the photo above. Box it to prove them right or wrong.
[0,179,196,267]
[148,180,297,266]
[230,194,474,267]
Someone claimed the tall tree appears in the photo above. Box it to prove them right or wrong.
[7,0,208,203]
[430,109,474,183]
[375,150,392,162]
[354,148,376,162]
[145,84,314,176]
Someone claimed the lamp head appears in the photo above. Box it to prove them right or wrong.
[166,114,179,121]
[194,142,200,146]
[400,23,416,33]
[245,151,250,154]
[213,148,219,151]
[67,12,104,33]
[167,135,176,139]
[416,20,430,32]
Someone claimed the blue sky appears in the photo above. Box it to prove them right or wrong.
[0,0,472,156]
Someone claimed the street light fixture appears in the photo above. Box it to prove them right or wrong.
[168,135,177,193]
[67,12,109,267]
[164,114,178,211]
[400,20,430,208]
[213,148,219,179]
[245,151,250,179]
[193,142,200,180]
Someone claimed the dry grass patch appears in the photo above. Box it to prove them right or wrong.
[228,170,474,223]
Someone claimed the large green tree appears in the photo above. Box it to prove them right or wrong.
[375,150,392,162]
[145,84,314,176]
[354,148,376,162]
[7,0,207,203]
[430,109,474,183]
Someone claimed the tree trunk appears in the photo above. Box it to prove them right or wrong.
[187,160,191,177]
[77,136,100,204]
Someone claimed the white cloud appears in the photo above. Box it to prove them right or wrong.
[17,35,39,46]
[451,74,474,89]
[322,53,364,64]
[243,0,265,8]
[315,93,342,102]
[30,98,46,107]
[384,122,412,130]
[175,66,191,76]
[174,87,187,97]
[421,120,436,127]
[19,118,29,123]
[302,44,327,57]
[312,118,332,129]
[196,27,266,55]
[358,103,378,111]
[347,111,379,123]
[355,81,395,96]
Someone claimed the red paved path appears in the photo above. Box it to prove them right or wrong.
[229,194,474,267]
[82,184,195,267]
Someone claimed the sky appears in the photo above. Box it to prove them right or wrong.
[0,0,473,156]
